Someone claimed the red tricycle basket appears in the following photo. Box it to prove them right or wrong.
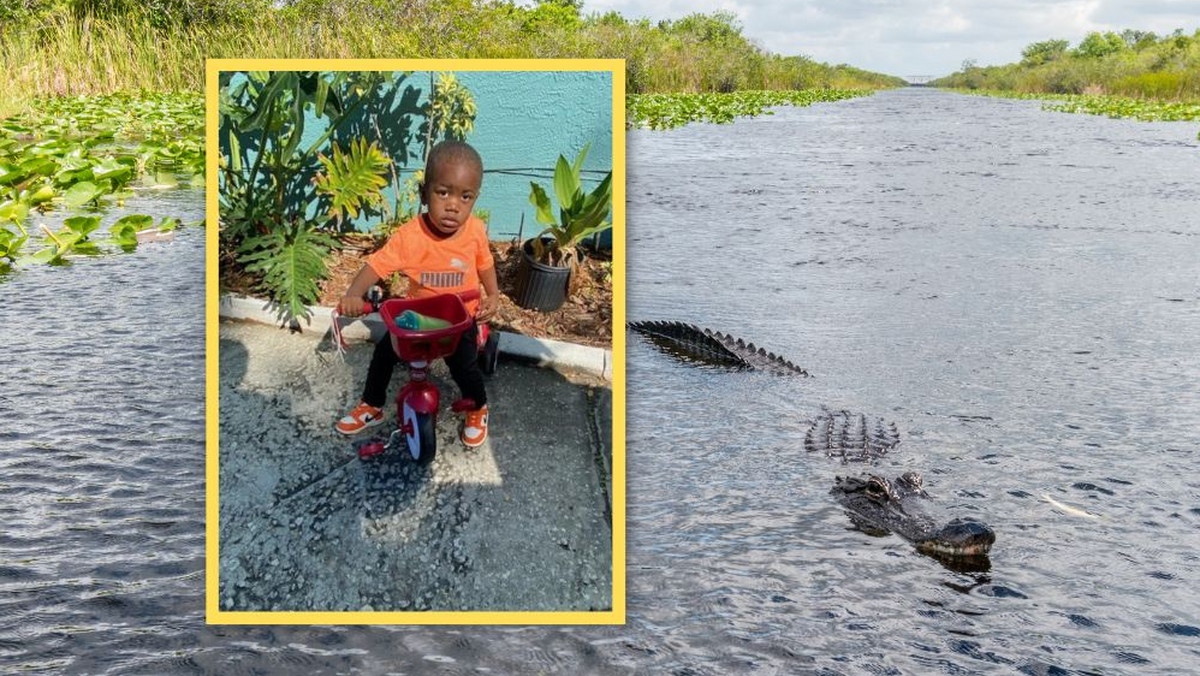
[379,294,472,363]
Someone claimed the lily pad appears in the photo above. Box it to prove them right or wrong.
[63,181,103,208]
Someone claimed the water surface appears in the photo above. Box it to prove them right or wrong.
[3,89,1199,674]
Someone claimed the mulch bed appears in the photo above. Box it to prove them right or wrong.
[224,233,613,349]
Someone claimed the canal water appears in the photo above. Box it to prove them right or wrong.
[3,88,1199,674]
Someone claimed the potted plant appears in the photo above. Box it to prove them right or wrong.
[512,143,613,311]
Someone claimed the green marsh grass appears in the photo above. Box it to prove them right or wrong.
[934,29,1200,136]
[0,7,903,115]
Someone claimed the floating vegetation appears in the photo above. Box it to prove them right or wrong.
[946,88,1200,137]
[1042,95,1200,122]
[0,93,203,272]
[627,89,874,130]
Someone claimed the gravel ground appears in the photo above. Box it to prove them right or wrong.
[218,319,612,612]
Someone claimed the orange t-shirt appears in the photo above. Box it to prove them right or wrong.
[366,214,494,315]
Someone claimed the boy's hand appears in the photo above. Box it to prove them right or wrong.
[477,293,499,322]
[338,295,367,317]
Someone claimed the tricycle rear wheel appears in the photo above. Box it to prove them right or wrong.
[481,332,500,376]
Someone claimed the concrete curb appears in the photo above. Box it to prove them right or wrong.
[218,294,613,381]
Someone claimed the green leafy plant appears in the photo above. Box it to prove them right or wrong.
[627,89,871,129]
[424,73,477,154]
[0,91,202,272]
[110,214,155,249]
[238,222,338,322]
[219,70,407,320]
[527,143,613,268]
[313,138,391,226]
[0,224,27,269]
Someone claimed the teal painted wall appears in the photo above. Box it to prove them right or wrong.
[232,70,613,240]
[459,71,613,241]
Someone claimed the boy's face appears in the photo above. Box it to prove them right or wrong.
[423,159,482,236]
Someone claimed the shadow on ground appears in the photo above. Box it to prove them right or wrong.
[217,320,612,612]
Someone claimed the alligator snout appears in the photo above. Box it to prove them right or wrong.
[916,518,996,557]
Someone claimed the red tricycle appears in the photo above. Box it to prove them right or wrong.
[332,288,499,464]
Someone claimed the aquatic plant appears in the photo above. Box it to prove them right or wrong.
[0,92,203,273]
[1042,95,1200,121]
[0,223,28,270]
[946,88,1200,138]
[627,89,873,130]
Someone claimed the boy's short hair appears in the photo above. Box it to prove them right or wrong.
[425,140,483,184]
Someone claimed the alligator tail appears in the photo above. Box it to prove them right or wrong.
[629,320,810,376]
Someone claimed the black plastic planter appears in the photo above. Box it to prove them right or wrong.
[512,238,571,312]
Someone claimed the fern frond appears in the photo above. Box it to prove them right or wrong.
[239,224,335,322]
[313,138,390,225]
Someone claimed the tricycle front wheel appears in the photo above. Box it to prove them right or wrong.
[401,401,436,464]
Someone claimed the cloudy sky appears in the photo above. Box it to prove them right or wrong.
[581,0,1199,78]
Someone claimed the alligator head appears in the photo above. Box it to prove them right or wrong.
[832,472,995,566]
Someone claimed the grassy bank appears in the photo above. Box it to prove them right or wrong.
[934,29,1200,101]
[0,3,903,117]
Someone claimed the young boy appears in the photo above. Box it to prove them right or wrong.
[335,140,499,447]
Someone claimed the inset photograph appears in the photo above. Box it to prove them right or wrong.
[207,60,623,622]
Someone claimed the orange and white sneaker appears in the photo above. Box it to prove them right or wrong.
[461,405,489,448]
[335,402,384,435]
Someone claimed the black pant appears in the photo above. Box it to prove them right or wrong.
[361,321,487,410]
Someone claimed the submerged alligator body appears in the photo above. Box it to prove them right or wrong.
[805,409,901,463]
[628,320,810,376]
[631,320,995,566]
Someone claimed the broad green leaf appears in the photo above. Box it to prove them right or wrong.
[18,247,60,265]
[63,181,102,208]
[570,142,590,187]
[63,215,101,238]
[0,164,26,186]
[312,138,390,223]
[528,182,556,225]
[28,185,57,205]
[552,154,579,208]
[143,171,179,189]
[92,157,132,184]
[112,214,155,231]
[0,200,29,225]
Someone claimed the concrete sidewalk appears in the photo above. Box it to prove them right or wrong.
[218,320,613,612]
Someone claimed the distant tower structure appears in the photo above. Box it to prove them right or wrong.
[905,75,937,86]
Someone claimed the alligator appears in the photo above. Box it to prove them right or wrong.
[628,320,810,376]
[631,321,995,566]
[832,473,995,561]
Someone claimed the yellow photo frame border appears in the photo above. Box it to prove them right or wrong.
[205,58,626,625]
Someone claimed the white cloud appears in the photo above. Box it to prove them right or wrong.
[583,0,1198,76]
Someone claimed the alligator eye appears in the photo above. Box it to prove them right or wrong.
[865,478,888,497]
